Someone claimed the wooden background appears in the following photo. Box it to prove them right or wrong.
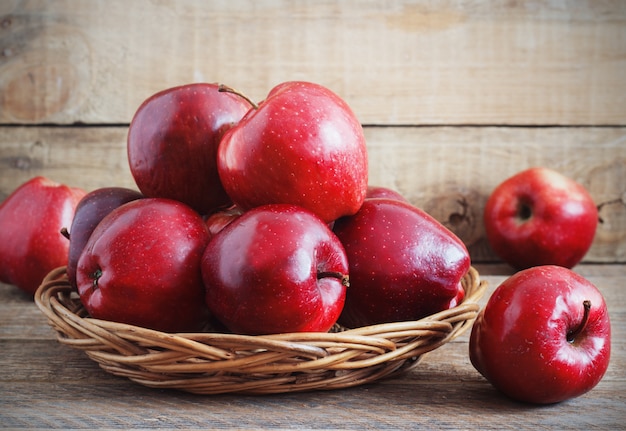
[1,0,625,263]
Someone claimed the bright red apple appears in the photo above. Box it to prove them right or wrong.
[332,198,471,328]
[127,82,250,216]
[63,187,143,289]
[0,176,85,295]
[217,81,368,223]
[76,198,211,332]
[469,265,611,404]
[483,167,598,270]
[201,204,349,335]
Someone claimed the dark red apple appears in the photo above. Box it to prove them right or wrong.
[201,204,349,335]
[447,282,465,308]
[0,176,85,295]
[469,265,611,404]
[204,205,243,236]
[366,185,408,202]
[217,81,368,223]
[483,167,598,270]
[63,187,143,289]
[127,82,251,216]
[332,198,471,327]
[76,198,210,332]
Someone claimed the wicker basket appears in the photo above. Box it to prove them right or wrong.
[34,266,487,395]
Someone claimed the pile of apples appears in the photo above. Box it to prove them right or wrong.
[0,81,610,405]
[0,81,471,333]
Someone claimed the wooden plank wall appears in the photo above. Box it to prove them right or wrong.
[1,0,625,263]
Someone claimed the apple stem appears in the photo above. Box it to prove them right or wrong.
[517,202,533,221]
[91,268,102,291]
[567,300,592,343]
[60,227,70,240]
[317,271,350,287]
[218,84,258,109]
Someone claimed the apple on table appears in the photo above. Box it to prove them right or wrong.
[483,167,598,270]
[469,265,611,404]
[0,176,86,295]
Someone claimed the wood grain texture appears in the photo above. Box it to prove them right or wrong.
[1,264,624,430]
[365,126,626,262]
[0,2,624,426]
[0,0,624,125]
[1,125,624,262]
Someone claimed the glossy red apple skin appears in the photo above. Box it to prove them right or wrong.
[332,198,471,328]
[469,265,611,404]
[484,167,598,270]
[127,83,251,216]
[201,204,349,335]
[65,187,143,289]
[0,176,86,295]
[76,198,211,332]
[366,185,408,202]
[217,81,368,224]
[447,282,465,308]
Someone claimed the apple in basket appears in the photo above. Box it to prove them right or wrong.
[201,204,349,335]
[63,187,144,289]
[332,198,471,328]
[76,198,211,332]
[217,81,369,224]
[365,185,409,202]
[127,82,250,216]
[0,176,86,295]
[469,265,611,404]
[204,204,244,236]
[483,167,598,270]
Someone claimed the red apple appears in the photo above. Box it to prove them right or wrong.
[366,185,408,202]
[332,198,471,328]
[204,205,243,237]
[0,176,85,295]
[63,187,143,289]
[447,281,465,308]
[484,167,598,270]
[76,198,210,332]
[469,265,611,404]
[201,204,349,335]
[217,81,368,224]
[127,82,251,216]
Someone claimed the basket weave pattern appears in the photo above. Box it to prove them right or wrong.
[34,266,487,395]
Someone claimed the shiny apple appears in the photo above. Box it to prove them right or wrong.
[127,83,250,215]
[0,176,85,295]
[63,187,143,289]
[483,167,598,269]
[217,81,368,223]
[469,265,611,404]
[201,204,349,335]
[332,198,471,327]
[76,198,210,332]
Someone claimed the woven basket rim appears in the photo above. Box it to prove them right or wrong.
[34,265,487,395]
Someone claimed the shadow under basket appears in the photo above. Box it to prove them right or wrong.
[34,266,487,395]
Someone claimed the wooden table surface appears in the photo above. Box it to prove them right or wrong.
[1,263,624,430]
